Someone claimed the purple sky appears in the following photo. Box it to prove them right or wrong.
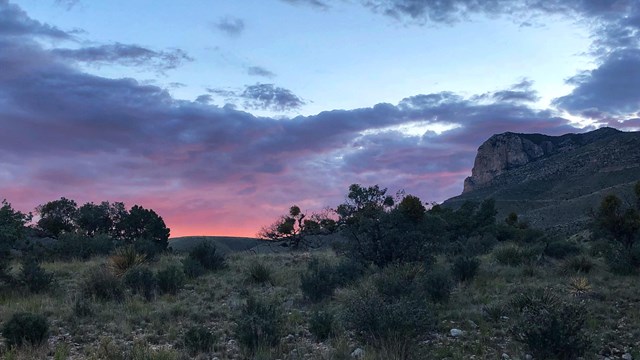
[1,0,639,237]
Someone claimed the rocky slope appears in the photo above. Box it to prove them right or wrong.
[445,127,640,233]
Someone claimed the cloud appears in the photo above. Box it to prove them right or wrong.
[553,49,640,117]
[280,0,330,9]
[213,16,245,37]
[54,0,80,11]
[52,43,193,72]
[0,0,71,39]
[208,83,306,112]
[247,66,276,78]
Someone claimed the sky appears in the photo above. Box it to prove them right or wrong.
[1,0,639,238]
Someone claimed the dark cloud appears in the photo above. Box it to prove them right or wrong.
[54,0,80,11]
[213,16,245,37]
[280,0,330,9]
[52,43,193,72]
[0,0,71,39]
[207,83,306,112]
[553,49,640,116]
[247,66,276,78]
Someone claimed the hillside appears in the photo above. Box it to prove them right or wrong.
[444,127,640,233]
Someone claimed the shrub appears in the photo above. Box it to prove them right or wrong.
[123,266,157,301]
[342,283,433,357]
[236,295,284,352]
[300,258,340,302]
[19,257,54,293]
[1,312,49,347]
[73,296,94,317]
[182,257,205,279]
[80,266,125,302]
[451,256,480,282]
[422,269,453,303]
[482,303,504,323]
[510,290,590,359]
[183,325,216,354]
[544,241,580,259]
[333,258,368,284]
[246,262,273,285]
[494,245,524,266]
[134,237,165,260]
[188,241,226,271]
[373,263,423,298]
[562,256,595,274]
[55,233,114,260]
[157,264,186,295]
[109,245,146,277]
[309,309,336,341]
[606,246,640,275]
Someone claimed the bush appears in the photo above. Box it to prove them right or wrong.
[606,246,640,275]
[300,259,340,303]
[309,309,336,341]
[510,290,590,359]
[451,256,480,282]
[123,266,157,301]
[55,233,114,260]
[182,257,206,279]
[544,241,580,259]
[73,296,94,317]
[373,263,423,298]
[109,245,146,277]
[562,256,595,274]
[342,283,433,357]
[246,262,273,285]
[333,258,368,284]
[1,312,49,347]
[422,269,453,303]
[80,266,125,302]
[188,241,226,271]
[134,237,165,260]
[19,257,54,293]
[157,264,186,295]
[236,296,284,352]
[183,325,216,354]
[494,245,525,266]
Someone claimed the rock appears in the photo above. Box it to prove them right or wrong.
[525,355,533,360]
[501,353,510,359]
[467,320,478,329]
[622,354,633,360]
[450,328,464,337]
[351,348,365,358]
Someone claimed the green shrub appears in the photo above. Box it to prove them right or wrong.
[482,303,504,323]
[342,283,433,356]
[544,241,580,259]
[55,233,114,260]
[510,290,590,359]
[80,266,125,302]
[73,296,94,317]
[157,264,186,295]
[309,309,336,341]
[182,257,205,279]
[300,259,340,302]
[236,296,284,352]
[422,269,453,303]
[19,257,54,293]
[123,266,157,301]
[494,245,525,266]
[373,263,423,298]
[183,325,216,354]
[109,245,146,277]
[562,256,595,274]
[333,258,368,284]
[606,246,640,275]
[188,241,226,271]
[451,256,480,282]
[1,312,49,347]
[246,262,273,285]
[134,237,165,260]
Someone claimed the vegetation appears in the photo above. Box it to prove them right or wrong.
[1,183,640,359]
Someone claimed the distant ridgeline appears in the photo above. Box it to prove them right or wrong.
[443,127,640,234]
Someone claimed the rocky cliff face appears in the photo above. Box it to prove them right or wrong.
[446,127,640,234]
[462,127,621,193]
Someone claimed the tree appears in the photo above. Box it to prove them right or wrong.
[1,200,31,283]
[76,202,113,237]
[596,194,640,251]
[259,205,335,249]
[36,197,78,238]
[397,194,426,222]
[120,205,170,251]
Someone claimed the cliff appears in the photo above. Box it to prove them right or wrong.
[445,127,640,234]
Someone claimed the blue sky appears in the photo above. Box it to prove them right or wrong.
[2,0,639,236]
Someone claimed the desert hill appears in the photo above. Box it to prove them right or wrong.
[444,127,640,233]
